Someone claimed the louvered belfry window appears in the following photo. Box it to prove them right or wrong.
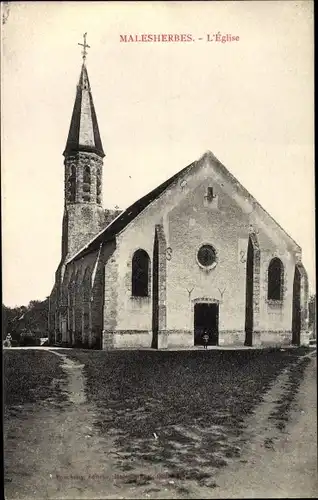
[68,165,76,202]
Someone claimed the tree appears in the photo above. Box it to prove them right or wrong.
[2,299,49,340]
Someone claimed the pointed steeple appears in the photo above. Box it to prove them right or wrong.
[63,62,105,158]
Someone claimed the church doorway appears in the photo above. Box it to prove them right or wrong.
[292,266,301,345]
[194,303,219,346]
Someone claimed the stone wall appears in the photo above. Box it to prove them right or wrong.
[62,151,106,261]
[107,153,306,349]
[50,239,116,348]
[51,152,308,350]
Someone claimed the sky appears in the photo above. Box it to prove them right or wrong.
[1,1,315,307]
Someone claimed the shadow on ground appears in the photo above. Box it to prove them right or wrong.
[269,355,312,431]
[61,347,311,489]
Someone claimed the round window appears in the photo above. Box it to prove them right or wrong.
[197,244,217,268]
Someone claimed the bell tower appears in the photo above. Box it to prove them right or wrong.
[61,34,106,260]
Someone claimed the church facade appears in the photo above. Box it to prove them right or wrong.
[48,60,309,350]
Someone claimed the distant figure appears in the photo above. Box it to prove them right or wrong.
[202,331,209,349]
[4,333,12,348]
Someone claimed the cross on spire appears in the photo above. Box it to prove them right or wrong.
[78,32,90,62]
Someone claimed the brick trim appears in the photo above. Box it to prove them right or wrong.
[295,262,309,331]
[101,329,298,349]
[112,330,151,335]
[155,224,167,331]
[82,267,92,345]
[192,297,220,305]
[249,231,261,331]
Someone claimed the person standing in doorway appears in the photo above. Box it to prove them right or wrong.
[202,330,209,349]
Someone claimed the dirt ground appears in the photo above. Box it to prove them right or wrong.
[212,352,317,498]
[4,348,317,499]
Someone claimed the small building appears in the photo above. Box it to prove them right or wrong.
[48,58,309,350]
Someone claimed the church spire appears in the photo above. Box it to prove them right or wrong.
[63,34,105,158]
[61,34,106,260]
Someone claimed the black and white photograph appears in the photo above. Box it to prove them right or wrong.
[2,1,316,498]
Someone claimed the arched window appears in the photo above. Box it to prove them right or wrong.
[267,258,284,300]
[68,165,76,202]
[83,166,91,189]
[132,249,150,297]
[82,166,91,202]
[96,167,102,204]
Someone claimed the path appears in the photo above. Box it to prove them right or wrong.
[4,350,121,500]
[211,353,317,498]
[4,349,317,499]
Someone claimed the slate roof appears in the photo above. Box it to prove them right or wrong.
[63,63,105,158]
[71,161,195,261]
[70,149,301,263]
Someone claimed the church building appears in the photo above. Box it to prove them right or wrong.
[48,49,309,350]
